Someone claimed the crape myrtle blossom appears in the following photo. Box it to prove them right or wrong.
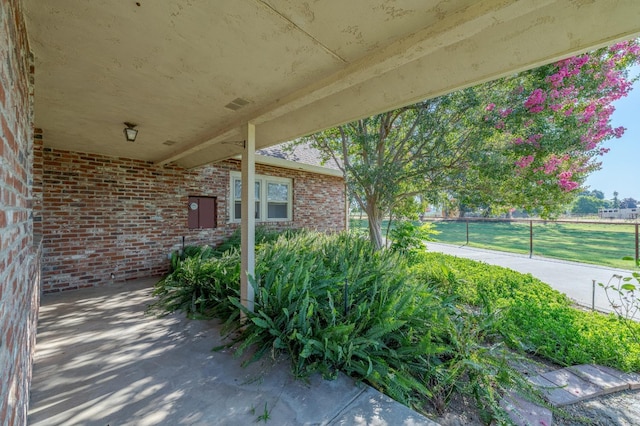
[483,39,640,197]
[524,89,547,113]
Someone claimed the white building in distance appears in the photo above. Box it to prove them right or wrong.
[599,208,640,220]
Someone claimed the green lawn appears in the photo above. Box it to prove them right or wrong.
[349,218,639,270]
[432,220,639,270]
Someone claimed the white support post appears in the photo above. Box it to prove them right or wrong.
[241,123,256,314]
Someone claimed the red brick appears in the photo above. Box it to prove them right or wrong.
[0,74,5,107]
[1,1,40,424]
[39,146,345,293]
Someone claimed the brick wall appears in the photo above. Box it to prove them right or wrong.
[0,1,40,425]
[32,129,43,236]
[38,145,345,292]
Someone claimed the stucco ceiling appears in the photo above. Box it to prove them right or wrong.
[23,0,640,169]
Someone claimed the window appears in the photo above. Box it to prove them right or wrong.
[188,196,217,229]
[233,179,261,220]
[230,172,292,222]
[267,182,289,219]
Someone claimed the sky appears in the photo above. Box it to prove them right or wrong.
[583,65,640,201]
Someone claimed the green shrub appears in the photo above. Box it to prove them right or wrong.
[152,227,296,317]
[389,221,439,254]
[224,232,449,408]
[503,301,640,371]
[211,226,297,256]
[411,251,568,307]
[152,228,640,424]
[149,248,240,319]
[599,269,640,345]
[432,307,541,424]
[153,230,562,421]
[215,231,532,422]
[413,252,640,372]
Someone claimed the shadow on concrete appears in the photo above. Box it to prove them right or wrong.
[28,278,435,426]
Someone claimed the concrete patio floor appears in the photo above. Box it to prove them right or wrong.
[28,278,437,426]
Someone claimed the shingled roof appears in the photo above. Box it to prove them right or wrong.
[256,141,342,171]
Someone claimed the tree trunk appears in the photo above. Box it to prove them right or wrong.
[366,206,384,250]
[384,214,394,249]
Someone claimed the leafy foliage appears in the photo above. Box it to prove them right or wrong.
[153,230,535,421]
[413,252,640,371]
[303,41,640,246]
[571,195,606,214]
[151,229,640,424]
[600,272,639,323]
[209,226,295,256]
[389,221,439,254]
[224,232,451,409]
[148,247,240,319]
[411,251,568,307]
[620,197,638,209]
[503,300,640,371]
[599,258,640,345]
[431,307,539,424]
[580,189,605,200]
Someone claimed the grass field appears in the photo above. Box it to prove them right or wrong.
[349,218,640,270]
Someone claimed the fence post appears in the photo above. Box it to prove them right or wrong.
[592,279,596,311]
[529,220,533,258]
[466,219,469,245]
[636,223,640,265]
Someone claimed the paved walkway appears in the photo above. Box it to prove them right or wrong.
[502,364,640,426]
[28,279,437,426]
[426,242,637,315]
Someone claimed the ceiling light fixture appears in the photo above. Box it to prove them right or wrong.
[123,122,138,142]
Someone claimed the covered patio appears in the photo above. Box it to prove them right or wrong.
[3,0,640,424]
[22,0,640,313]
[28,279,437,425]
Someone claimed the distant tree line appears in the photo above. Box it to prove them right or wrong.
[571,189,638,214]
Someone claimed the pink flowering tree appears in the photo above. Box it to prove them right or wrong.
[474,40,640,216]
[305,40,640,248]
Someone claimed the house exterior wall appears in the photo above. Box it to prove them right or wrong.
[37,145,345,293]
[0,1,41,425]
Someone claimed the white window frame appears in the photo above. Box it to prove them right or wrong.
[229,172,293,223]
